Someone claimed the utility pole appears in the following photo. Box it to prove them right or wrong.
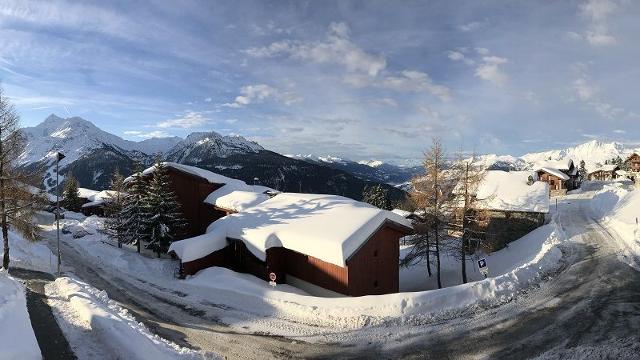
[56,152,65,276]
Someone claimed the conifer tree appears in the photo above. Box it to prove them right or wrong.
[362,184,392,210]
[103,170,127,248]
[62,175,82,212]
[578,160,588,183]
[120,162,147,253]
[141,160,186,257]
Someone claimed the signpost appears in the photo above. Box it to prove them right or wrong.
[269,272,277,287]
[478,258,489,278]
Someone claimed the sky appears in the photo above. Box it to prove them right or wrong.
[0,0,639,164]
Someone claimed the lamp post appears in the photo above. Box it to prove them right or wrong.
[56,152,65,276]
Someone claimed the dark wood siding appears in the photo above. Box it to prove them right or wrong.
[346,225,401,296]
[284,249,349,294]
[179,246,232,276]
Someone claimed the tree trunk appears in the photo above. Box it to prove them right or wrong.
[434,156,442,289]
[0,126,8,270]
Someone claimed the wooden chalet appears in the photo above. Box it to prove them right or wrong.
[626,153,640,182]
[534,159,578,196]
[587,165,620,181]
[170,193,413,297]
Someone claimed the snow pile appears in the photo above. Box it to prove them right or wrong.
[206,193,412,267]
[475,170,549,213]
[590,183,640,269]
[61,215,102,238]
[0,271,40,360]
[48,276,214,360]
[0,229,53,273]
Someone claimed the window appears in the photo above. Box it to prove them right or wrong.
[373,280,379,288]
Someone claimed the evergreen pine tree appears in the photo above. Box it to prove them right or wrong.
[362,184,392,210]
[103,170,127,248]
[119,162,147,253]
[578,160,588,182]
[62,175,82,212]
[140,160,186,257]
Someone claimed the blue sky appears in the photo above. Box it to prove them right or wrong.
[0,0,638,164]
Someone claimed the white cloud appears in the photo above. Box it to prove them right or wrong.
[246,22,386,76]
[223,84,301,108]
[571,62,626,120]
[475,47,490,55]
[458,21,486,32]
[204,97,212,102]
[124,130,171,139]
[157,111,210,128]
[447,50,475,65]
[613,129,626,134]
[345,70,451,101]
[572,0,619,46]
[474,56,509,86]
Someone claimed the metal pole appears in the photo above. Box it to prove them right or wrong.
[56,157,61,276]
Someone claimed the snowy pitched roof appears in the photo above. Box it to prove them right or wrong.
[205,193,412,267]
[78,188,100,200]
[589,164,619,174]
[168,225,228,263]
[534,158,574,171]
[391,208,413,218]
[207,190,271,213]
[536,167,570,181]
[127,162,241,185]
[475,171,550,213]
[79,190,119,208]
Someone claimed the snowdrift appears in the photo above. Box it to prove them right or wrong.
[0,271,40,360]
[590,183,640,269]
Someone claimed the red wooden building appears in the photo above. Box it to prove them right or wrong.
[170,193,413,297]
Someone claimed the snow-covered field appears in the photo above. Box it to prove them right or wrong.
[0,229,54,273]
[0,270,41,360]
[50,212,569,340]
[589,181,640,270]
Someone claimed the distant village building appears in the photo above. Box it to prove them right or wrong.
[471,171,550,251]
[80,189,118,216]
[625,153,640,183]
[534,159,578,196]
[587,165,620,181]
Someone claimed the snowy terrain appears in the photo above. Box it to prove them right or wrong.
[588,181,640,270]
[0,228,54,273]
[53,212,568,340]
[45,276,213,360]
[0,270,41,360]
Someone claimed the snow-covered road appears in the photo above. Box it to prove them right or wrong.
[44,192,640,359]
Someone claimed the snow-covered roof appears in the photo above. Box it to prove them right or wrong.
[589,164,619,174]
[475,171,550,213]
[536,167,570,181]
[391,208,413,218]
[205,193,412,267]
[78,188,100,200]
[168,225,228,263]
[126,162,241,185]
[208,190,270,213]
[79,189,119,207]
[534,158,574,171]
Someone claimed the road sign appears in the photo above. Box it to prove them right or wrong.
[478,258,489,277]
[269,272,277,287]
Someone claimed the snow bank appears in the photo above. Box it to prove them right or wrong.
[590,183,640,269]
[0,230,53,273]
[185,220,565,329]
[50,276,214,360]
[207,193,412,267]
[0,271,40,360]
[476,170,549,213]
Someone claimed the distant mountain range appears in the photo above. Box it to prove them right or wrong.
[18,115,408,202]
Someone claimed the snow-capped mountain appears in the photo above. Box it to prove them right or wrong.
[18,115,407,202]
[165,131,263,163]
[286,154,422,186]
[472,140,640,173]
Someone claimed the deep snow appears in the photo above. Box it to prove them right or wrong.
[0,270,41,360]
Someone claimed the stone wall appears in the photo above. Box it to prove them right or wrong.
[481,211,546,252]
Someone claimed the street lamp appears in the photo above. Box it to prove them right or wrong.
[55,151,65,276]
